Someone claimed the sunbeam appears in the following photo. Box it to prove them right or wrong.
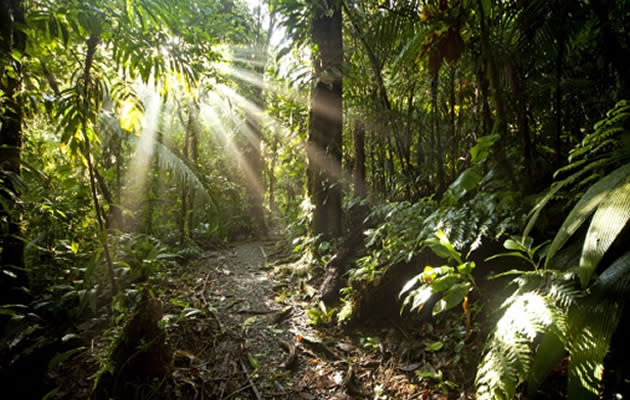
[214,62,308,105]
[199,92,266,203]
[122,84,162,226]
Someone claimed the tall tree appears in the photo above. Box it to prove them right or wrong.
[307,0,343,240]
[0,0,27,303]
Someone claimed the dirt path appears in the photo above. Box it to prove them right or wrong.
[48,238,479,399]
[161,239,479,400]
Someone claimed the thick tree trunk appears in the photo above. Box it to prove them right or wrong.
[307,0,343,240]
[0,0,27,303]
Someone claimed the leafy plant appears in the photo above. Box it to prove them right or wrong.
[400,230,476,321]
[476,101,630,399]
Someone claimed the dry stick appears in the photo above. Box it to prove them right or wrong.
[220,382,253,400]
[239,361,263,400]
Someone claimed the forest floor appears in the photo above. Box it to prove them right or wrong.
[46,238,492,399]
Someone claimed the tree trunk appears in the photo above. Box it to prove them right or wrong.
[352,120,366,198]
[591,0,630,97]
[511,64,534,191]
[81,35,116,293]
[180,109,191,243]
[269,133,278,212]
[477,0,516,187]
[449,66,457,180]
[553,24,566,170]
[307,0,343,240]
[188,103,199,233]
[0,0,27,303]
[431,73,445,192]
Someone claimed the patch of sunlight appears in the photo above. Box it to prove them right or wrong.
[496,292,552,341]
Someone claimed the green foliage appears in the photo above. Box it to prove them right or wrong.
[524,99,630,239]
[400,230,476,317]
[477,101,630,399]
[485,235,548,270]
[475,266,576,399]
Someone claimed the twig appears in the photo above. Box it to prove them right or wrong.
[220,382,252,400]
[239,360,263,400]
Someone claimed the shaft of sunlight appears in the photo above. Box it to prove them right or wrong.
[200,93,266,201]
[122,85,162,225]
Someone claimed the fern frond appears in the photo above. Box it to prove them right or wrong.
[476,291,564,400]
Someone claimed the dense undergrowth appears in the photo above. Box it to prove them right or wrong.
[2,0,630,399]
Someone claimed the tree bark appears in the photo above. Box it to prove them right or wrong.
[352,120,366,198]
[0,0,27,303]
[307,0,343,240]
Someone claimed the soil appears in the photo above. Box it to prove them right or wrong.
[26,237,489,399]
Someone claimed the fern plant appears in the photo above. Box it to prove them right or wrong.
[476,100,630,399]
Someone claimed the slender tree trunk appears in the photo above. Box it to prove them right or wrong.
[512,65,534,191]
[188,104,199,233]
[0,0,27,303]
[353,120,367,198]
[553,28,566,169]
[449,66,457,180]
[180,109,191,243]
[431,73,445,192]
[476,55,492,137]
[307,0,343,240]
[268,133,278,212]
[477,0,516,187]
[81,35,116,293]
[242,11,273,236]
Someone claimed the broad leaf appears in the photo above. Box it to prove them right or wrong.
[545,163,630,268]
[432,282,471,316]
[527,331,565,396]
[579,176,630,287]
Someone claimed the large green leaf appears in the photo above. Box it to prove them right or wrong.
[545,163,630,269]
[445,167,482,203]
[579,176,630,287]
[432,282,471,316]
[527,330,566,397]
[567,292,622,400]
[596,251,630,297]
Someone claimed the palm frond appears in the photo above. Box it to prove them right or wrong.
[152,139,216,208]
[524,99,630,240]
[579,175,630,286]
[567,291,623,399]
[544,162,630,271]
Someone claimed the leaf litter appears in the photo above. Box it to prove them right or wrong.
[44,238,485,399]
